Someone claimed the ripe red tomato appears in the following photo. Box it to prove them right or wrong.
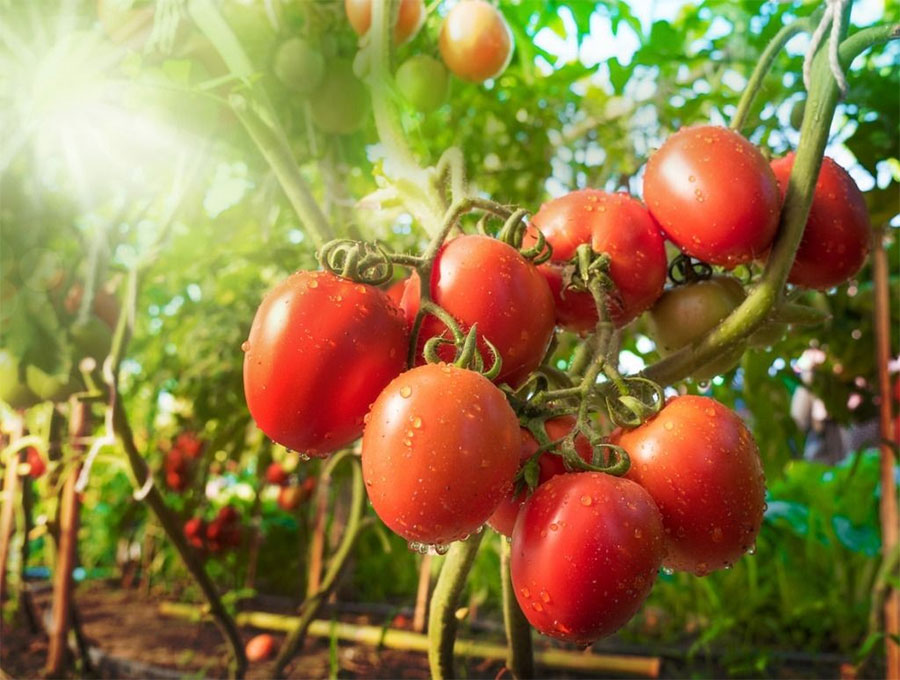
[265,462,288,486]
[525,190,667,331]
[25,447,46,478]
[243,271,408,456]
[647,276,747,381]
[488,417,593,537]
[400,235,555,387]
[184,517,206,549]
[510,472,665,643]
[612,395,766,575]
[345,0,425,44]
[207,506,241,552]
[164,449,189,492]
[643,125,781,267]
[176,432,203,459]
[439,0,513,83]
[385,278,407,306]
[245,633,277,662]
[362,363,520,547]
[769,154,870,289]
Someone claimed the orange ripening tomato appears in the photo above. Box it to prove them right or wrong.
[344,0,425,44]
[439,0,513,83]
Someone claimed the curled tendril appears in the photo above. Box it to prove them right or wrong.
[668,254,713,285]
[518,227,553,265]
[319,239,394,286]
[602,376,665,428]
[422,325,503,380]
[475,214,492,235]
[584,440,631,477]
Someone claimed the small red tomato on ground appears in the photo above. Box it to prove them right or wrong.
[769,154,870,289]
[526,190,668,332]
[362,363,520,547]
[243,271,409,457]
[439,0,513,83]
[25,447,46,478]
[184,517,206,550]
[643,125,781,267]
[488,417,593,537]
[399,235,555,387]
[612,395,766,575]
[510,472,665,644]
[344,0,425,44]
[245,633,277,662]
[265,462,288,486]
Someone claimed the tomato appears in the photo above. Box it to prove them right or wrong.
[309,60,370,135]
[439,0,513,83]
[266,462,288,486]
[525,190,667,332]
[273,38,324,93]
[165,449,190,492]
[345,0,425,44]
[643,125,781,267]
[769,154,870,289]
[385,278,407,306]
[277,483,313,511]
[510,472,665,643]
[206,506,241,551]
[361,363,520,547]
[176,432,203,459]
[395,55,450,113]
[184,517,206,549]
[25,447,46,478]
[25,364,79,403]
[71,317,112,362]
[647,276,747,381]
[0,349,40,409]
[612,395,766,575]
[488,417,593,537]
[243,271,408,457]
[399,235,555,387]
[245,633,277,662]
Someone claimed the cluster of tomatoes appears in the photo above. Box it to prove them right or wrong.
[242,119,867,643]
[265,461,317,511]
[183,505,242,554]
[163,431,204,492]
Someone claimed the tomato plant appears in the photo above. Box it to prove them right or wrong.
[399,235,555,387]
[345,0,425,44]
[438,0,514,83]
[361,363,520,547]
[643,125,781,267]
[613,395,766,575]
[770,154,871,289]
[309,60,370,135]
[510,472,665,643]
[395,55,450,113]
[526,190,668,331]
[243,270,408,457]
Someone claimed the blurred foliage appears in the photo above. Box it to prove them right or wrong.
[1,0,898,676]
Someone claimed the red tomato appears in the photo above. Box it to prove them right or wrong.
[176,432,203,459]
[643,125,781,267]
[612,395,766,575]
[400,235,555,387]
[439,0,513,83]
[277,484,313,511]
[525,190,667,332]
[245,633,277,662]
[385,278,407,306]
[265,462,288,486]
[769,154,870,289]
[243,271,409,456]
[164,449,189,492]
[510,472,665,643]
[345,0,425,44]
[25,447,46,478]
[362,363,520,546]
[184,517,206,549]
[488,417,593,537]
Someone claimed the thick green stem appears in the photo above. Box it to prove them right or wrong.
[273,454,366,677]
[644,22,899,387]
[428,533,484,679]
[500,539,534,679]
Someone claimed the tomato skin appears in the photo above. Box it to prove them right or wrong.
[345,0,425,44]
[395,55,450,113]
[643,125,781,267]
[362,363,520,546]
[769,154,870,289]
[309,60,370,135]
[245,633,277,662]
[385,278,407,306]
[25,447,46,478]
[510,472,665,643]
[488,417,593,537]
[243,271,408,457]
[184,517,206,549]
[526,190,667,331]
[439,0,513,83]
[400,235,555,387]
[612,395,766,575]
[273,37,324,93]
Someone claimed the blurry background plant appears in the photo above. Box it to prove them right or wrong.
[1,0,897,676]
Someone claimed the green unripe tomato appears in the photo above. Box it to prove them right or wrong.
[789,98,805,130]
[25,364,80,403]
[0,349,40,409]
[273,38,325,94]
[648,276,748,381]
[395,55,450,113]
[72,317,113,361]
[309,60,370,135]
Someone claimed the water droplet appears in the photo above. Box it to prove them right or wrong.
[549,522,559,531]
[400,386,412,398]
[520,587,530,598]
[412,417,422,429]
[531,602,543,612]
[433,543,449,555]
[299,453,311,461]
[580,495,592,506]
[240,341,250,352]
[664,421,674,431]
[662,567,674,575]
[308,279,318,289]
[540,590,550,603]
[634,528,642,539]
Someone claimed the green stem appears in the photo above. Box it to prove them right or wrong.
[273,454,366,677]
[428,533,484,679]
[500,539,534,679]
[230,95,334,249]
[730,17,813,132]
[644,21,899,387]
